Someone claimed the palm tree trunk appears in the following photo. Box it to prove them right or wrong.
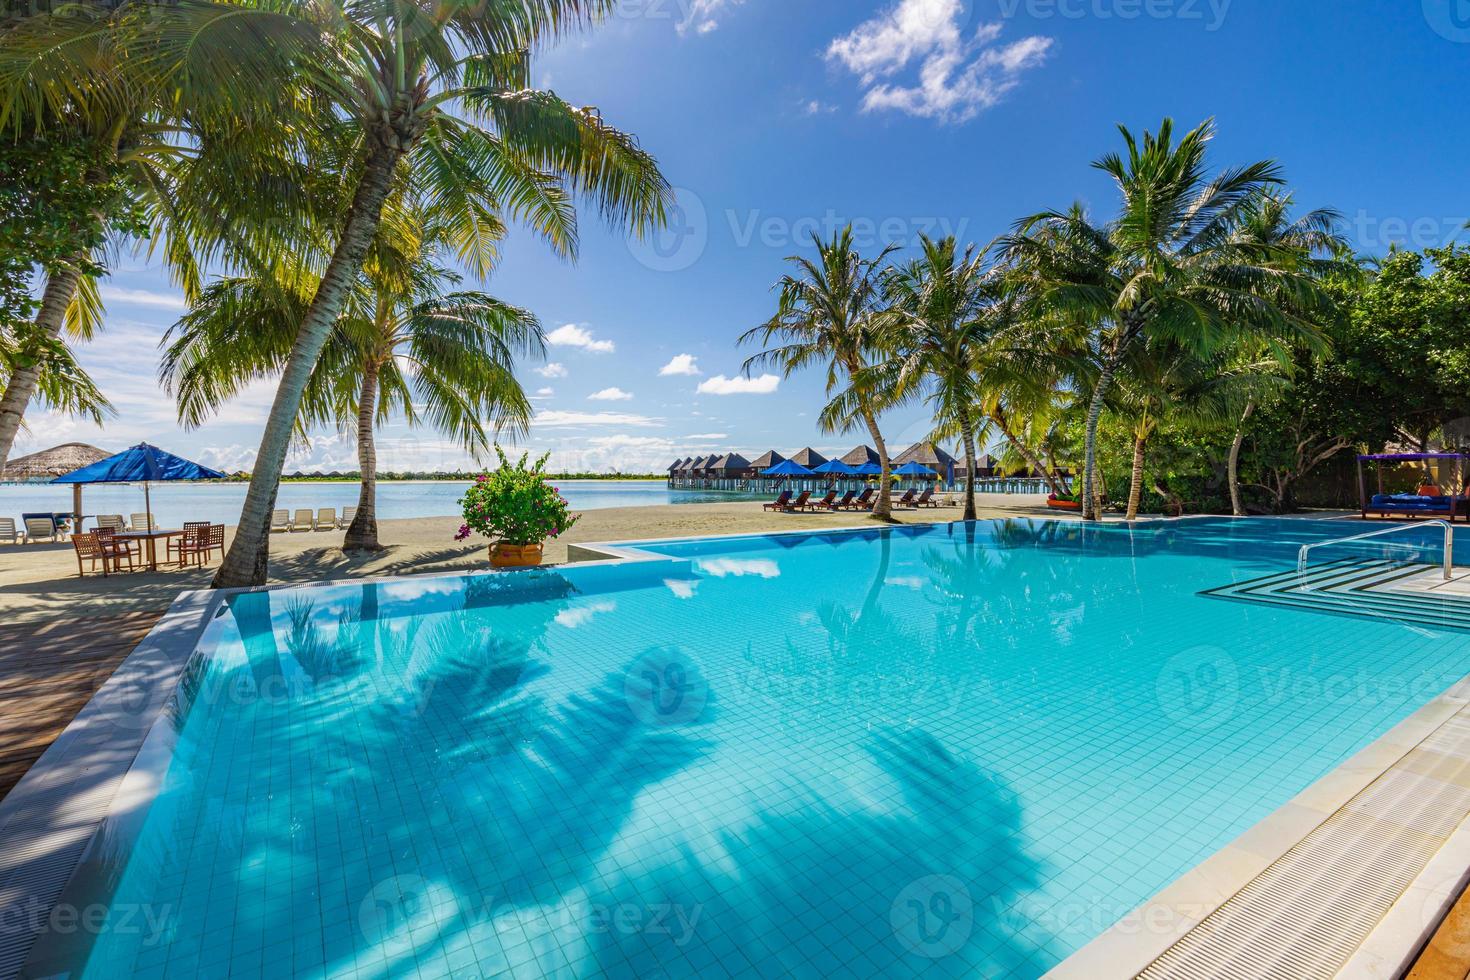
[0,258,84,471]
[959,415,978,521]
[343,359,381,551]
[990,407,1064,497]
[1228,399,1255,516]
[1081,355,1119,522]
[213,141,405,588]
[1124,429,1147,521]
[862,407,894,521]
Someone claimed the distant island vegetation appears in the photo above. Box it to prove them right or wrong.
[240,471,668,483]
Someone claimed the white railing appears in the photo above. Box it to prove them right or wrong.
[1298,520,1455,582]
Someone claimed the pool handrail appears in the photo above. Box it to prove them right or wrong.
[1297,519,1453,581]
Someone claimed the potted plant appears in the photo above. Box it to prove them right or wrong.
[456,448,578,568]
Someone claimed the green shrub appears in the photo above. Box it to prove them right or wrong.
[456,447,579,546]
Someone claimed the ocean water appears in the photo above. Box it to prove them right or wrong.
[0,479,748,529]
[35,518,1470,979]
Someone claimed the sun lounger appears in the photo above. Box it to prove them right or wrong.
[130,512,158,531]
[762,490,793,511]
[24,517,58,543]
[806,490,838,511]
[914,487,939,508]
[782,490,812,512]
[270,509,292,532]
[337,506,357,529]
[843,488,874,510]
[0,518,19,544]
[291,508,315,531]
[824,490,857,510]
[895,489,918,507]
[315,507,336,530]
[96,514,128,533]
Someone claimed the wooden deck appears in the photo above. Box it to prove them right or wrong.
[0,609,163,802]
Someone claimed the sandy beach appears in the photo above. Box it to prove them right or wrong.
[0,494,1056,625]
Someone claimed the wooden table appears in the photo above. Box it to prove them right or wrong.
[112,529,184,571]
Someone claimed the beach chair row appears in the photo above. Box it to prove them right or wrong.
[0,513,159,544]
[269,507,357,532]
[761,487,944,513]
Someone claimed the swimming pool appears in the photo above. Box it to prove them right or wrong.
[22,517,1470,978]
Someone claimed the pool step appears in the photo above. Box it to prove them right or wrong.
[1200,559,1470,633]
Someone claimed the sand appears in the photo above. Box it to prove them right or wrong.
[0,494,1058,626]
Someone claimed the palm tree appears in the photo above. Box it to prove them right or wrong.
[865,235,994,520]
[115,0,670,587]
[1223,191,1353,515]
[740,227,899,520]
[0,1,324,472]
[1003,119,1328,520]
[161,214,544,552]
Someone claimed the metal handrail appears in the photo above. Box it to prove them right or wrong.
[1298,520,1455,581]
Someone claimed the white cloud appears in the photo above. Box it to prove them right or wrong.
[695,557,781,579]
[546,323,615,354]
[587,387,633,402]
[659,353,702,376]
[684,432,728,440]
[533,410,663,428]
[677,0,743,36]
[536,362,568,378]
[827,0,1052,123]
[97,285,187,310]
[696,374,780,395]
[802,99,838,115]
[664,579,699,599]
[556,601,617,628]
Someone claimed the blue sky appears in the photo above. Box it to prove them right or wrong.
[23,0,1469,473]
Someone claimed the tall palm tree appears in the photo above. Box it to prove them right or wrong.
[161,214,544,552]
[120,0,670,587]
[864,235,994,520]
[0,1,324,472]
[740,227,899,520]
[1003,119,1328,520]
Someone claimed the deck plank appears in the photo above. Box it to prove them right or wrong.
[0,609,163,802]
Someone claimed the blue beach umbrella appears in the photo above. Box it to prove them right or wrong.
[763,459,817,478]
[811,459,859,477]
[852,461,883,477]
[892,461,938,477]
[53,442,226,529]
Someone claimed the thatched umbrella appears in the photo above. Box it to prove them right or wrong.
[1,442,110,481]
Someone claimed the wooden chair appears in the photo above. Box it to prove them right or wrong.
[23,517,57,543]
[0,517,19,544]
[315,507,336,530]
[207,523,225,561]
[72,532,111,577]
[175,524,212,568]
[169,522,210,565]
[95,526,141,564]
[291,508,314,532]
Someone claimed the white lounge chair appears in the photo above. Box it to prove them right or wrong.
[130,512,157,531]
[0,517,20,544]
[96,514,128,533]
[337,506,356,529]
[270,509,292,532]
[291,508,314,532]
[24,517,57,543]
[314,507,336,531]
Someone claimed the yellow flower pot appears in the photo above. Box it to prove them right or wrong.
[490,542,544,568]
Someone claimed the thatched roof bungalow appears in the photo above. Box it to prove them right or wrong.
[839,445,880,467]
[787,447,828,469]
[748,450,785,472]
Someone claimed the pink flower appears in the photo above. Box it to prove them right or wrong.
[454,524,472,541]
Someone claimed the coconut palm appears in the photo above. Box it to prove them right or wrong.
[161,213,544,551]
[861,235,994,520]
[91,0,669,587]
[0,1,326,471]
[1003,119,1332,520]
[740,227,899,520]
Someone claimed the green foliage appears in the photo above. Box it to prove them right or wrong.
[457,447,579,546]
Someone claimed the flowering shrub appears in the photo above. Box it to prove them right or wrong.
[456,447,578,546]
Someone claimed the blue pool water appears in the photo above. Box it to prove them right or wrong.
[39,518,1470,978]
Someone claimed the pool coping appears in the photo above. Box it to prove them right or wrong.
[1,513,1454,979]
